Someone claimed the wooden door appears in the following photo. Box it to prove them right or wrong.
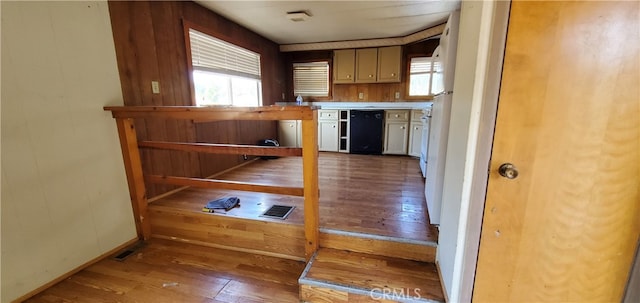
[474,1,639,302]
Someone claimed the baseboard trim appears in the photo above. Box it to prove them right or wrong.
[436,260,449,303]
[12,237,140,303]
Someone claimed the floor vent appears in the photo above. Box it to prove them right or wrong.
[113,242,143,262]
[261,205,295,220]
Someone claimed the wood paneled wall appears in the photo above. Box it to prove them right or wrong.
[282,39,440,102]
[108,1,282,197]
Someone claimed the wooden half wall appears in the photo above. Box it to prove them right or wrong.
[107,1,284,197]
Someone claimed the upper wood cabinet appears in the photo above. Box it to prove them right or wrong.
[333,49,356,83]
[355,48,378,83]
[333,46,402,84]
[377,46,402,83]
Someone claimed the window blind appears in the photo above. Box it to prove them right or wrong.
[189,28,261,79]
[410,57,433,74]
[293,61,329,96]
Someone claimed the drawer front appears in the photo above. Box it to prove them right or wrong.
[411,109,424,122]
[385,110,409,121]
[319,110,339,120]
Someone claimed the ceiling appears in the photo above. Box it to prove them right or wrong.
[194,1,461,45]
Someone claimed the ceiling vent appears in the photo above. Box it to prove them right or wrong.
[286,11,310,22]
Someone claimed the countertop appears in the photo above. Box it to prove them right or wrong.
[275,101,432,109]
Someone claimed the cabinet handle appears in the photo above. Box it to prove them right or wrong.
[333,125,336,128]
[289,124,294,127]
[347,75,351,79]
[395,114,399,117]
[391,73,396,76]
[401,126,405,129]
[414,127,419,130]
[368,74,373,78]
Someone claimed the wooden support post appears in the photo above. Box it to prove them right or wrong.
[301,110,320,261]
[115,118,151,240]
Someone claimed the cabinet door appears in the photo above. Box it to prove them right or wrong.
[377,46,402,83]
[355,48,378,83]
[318,121,339,152]
[383,121,409,155]
[333,49,355,83]
[408,121,423,157]
[278,120,300,147]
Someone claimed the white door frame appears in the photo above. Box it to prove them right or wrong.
[450,1,511,301]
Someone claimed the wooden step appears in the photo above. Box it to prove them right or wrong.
[148,187,307,260]
[319,229,436,262]
[299,248,445,303]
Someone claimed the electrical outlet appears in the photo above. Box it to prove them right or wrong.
[358,92,364,99]
[243,154,248,160]
[151,81,160,94]
[395,91,400,99]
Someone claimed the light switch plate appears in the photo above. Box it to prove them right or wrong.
[358,92,364,99]
[151,81,160,94]
[395,92,400,99]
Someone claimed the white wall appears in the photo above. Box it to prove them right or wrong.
[1,1,136,301]
[436,1,500,301]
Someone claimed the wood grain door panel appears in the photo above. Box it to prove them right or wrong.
[474,1,640,302]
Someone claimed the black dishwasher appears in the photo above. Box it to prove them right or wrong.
[349,110,384,154]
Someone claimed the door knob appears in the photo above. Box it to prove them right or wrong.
[498,163,519,179]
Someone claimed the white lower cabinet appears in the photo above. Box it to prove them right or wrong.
[278,120,301,147]
[318,110,339,152]
[298,108,424,155]
[407,109,424,157]
[408,121,423,157]
[384,121,409,154]
[318,120,339,151]
[383,110,410,155]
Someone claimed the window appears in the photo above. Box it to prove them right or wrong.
[407,56,434,97]
[188,28,262,106]
[293,61,329,97]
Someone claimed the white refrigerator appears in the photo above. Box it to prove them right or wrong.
[425,11,460,225]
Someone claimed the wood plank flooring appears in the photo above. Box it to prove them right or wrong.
[151,153,438,242]
[300,248,445,302]
[25,154,441,302]
[25,238,305,303]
